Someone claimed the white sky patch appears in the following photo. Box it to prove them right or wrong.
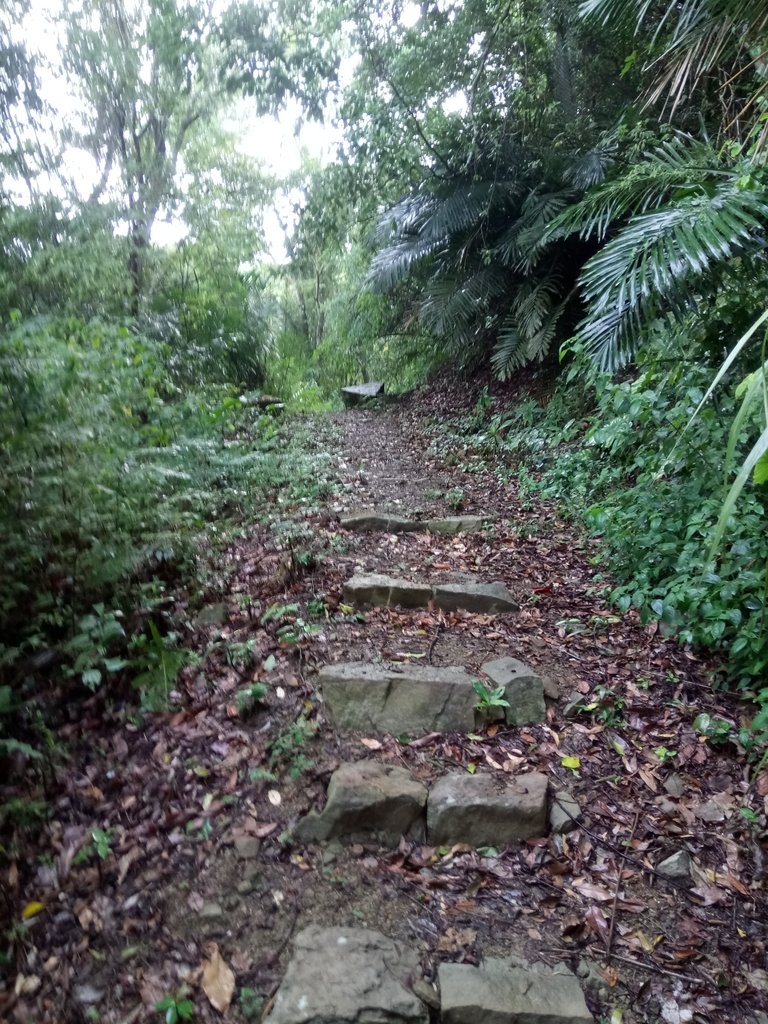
[443,90,468,116]
[16,0,345,261]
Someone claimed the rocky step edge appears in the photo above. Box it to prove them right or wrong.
[340,512,487,535]
[343,573,519,613]
[265,925,595,1024]
[319,657,556,735]
[293,759,582,847]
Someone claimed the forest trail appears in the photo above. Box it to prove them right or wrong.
[8,397,763,1024]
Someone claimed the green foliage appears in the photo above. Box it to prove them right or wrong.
[472,679,510,713]
[268,715,318,778]
[155,993,195,1024]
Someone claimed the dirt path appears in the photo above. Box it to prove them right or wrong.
[4,397,766,1024]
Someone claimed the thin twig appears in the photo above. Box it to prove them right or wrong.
[607,810,640,962]
[538,947,707,985]
[427,623,443,665]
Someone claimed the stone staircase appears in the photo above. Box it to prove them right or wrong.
[264,510,593,1024]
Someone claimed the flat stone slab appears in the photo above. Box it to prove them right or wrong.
[340,513,485,535]
[266,926,427,1024]
[341,382,385,407]
[433,582,518,613]
[481,656,546,725]
[341,513,424,533]
[343,573,433,609]
[320,661,477,735]
[427,515,485,534]
[427,771,548,846]
[550,790,582,834]
[294,761,427,845]
[439,958,593,1024]
[344,575,517,614]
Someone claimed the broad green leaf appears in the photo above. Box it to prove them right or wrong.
[561,755,581,770]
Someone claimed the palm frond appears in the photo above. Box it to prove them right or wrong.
[576,180,768,369]
[419,267,508,339]
[366,235,447,292]
[563,138,618,190]
[545,135,723,243]
[497,190,573,269]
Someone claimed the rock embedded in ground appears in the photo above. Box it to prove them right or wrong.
[294,760,427,845]
[343,573,433,609]
[265,926,428,1024]
[341,513,423,533]
[426,515,485,535]
[550,790,582,834]
[427,771,548,846]
[340,512,485,535]
[342,575,518,614]
[481,656,546,724]
[320,662,477,735]
[439,958,594,1024]
[433,581,518,614]
[656,850,692,881]
[196,602,229,627]
[234,836,261,860]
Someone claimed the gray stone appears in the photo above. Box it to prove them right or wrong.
[343,573,433,609]
[341,513,423,533]
[562,690,586,718]
[320,662,477,735]
[439,958,593,1024]
[341,382,385,407]
[663,773,685,798]
[542,676,560,700]
[426,516,485,535]
[550,790,582,834]
[196,602,228,627]
[199,901,223,918]
[656,850,692,881]
[481,656,546,725]
[427,771,548,846]
[294,761,427,845]
[265,926,428,1024]
[433,581,518,614]
[411,979,440,1011]
[695,799,727,823]
[234,836,261,860]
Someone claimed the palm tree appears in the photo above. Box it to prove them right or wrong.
[366,141,614,378]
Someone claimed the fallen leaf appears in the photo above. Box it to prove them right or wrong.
[561,755,581,770]
[360,738,383,750]
[267,790,282,806]
[202,943,235,1013]
[21,901,44,920]
[437,926,477,953]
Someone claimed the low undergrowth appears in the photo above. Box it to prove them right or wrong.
[0,315,338,771]
[431,341,768,744]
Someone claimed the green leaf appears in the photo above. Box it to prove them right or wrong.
[561,755,581,770]
[82,668,102,690]
[753,451,768,486]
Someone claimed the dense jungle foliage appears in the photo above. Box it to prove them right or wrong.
[1,0,767,766]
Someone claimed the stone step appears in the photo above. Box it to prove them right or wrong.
[341,512,485,535]
[427,771,548,846]
[343,573,519,613]
[439,958,594,1024]
[293,760,427,846]
[320,658,546,736]
[294,761,554,849]
[320,661,477,734]
[266,927,594,1024]
[265,926,427,1024]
